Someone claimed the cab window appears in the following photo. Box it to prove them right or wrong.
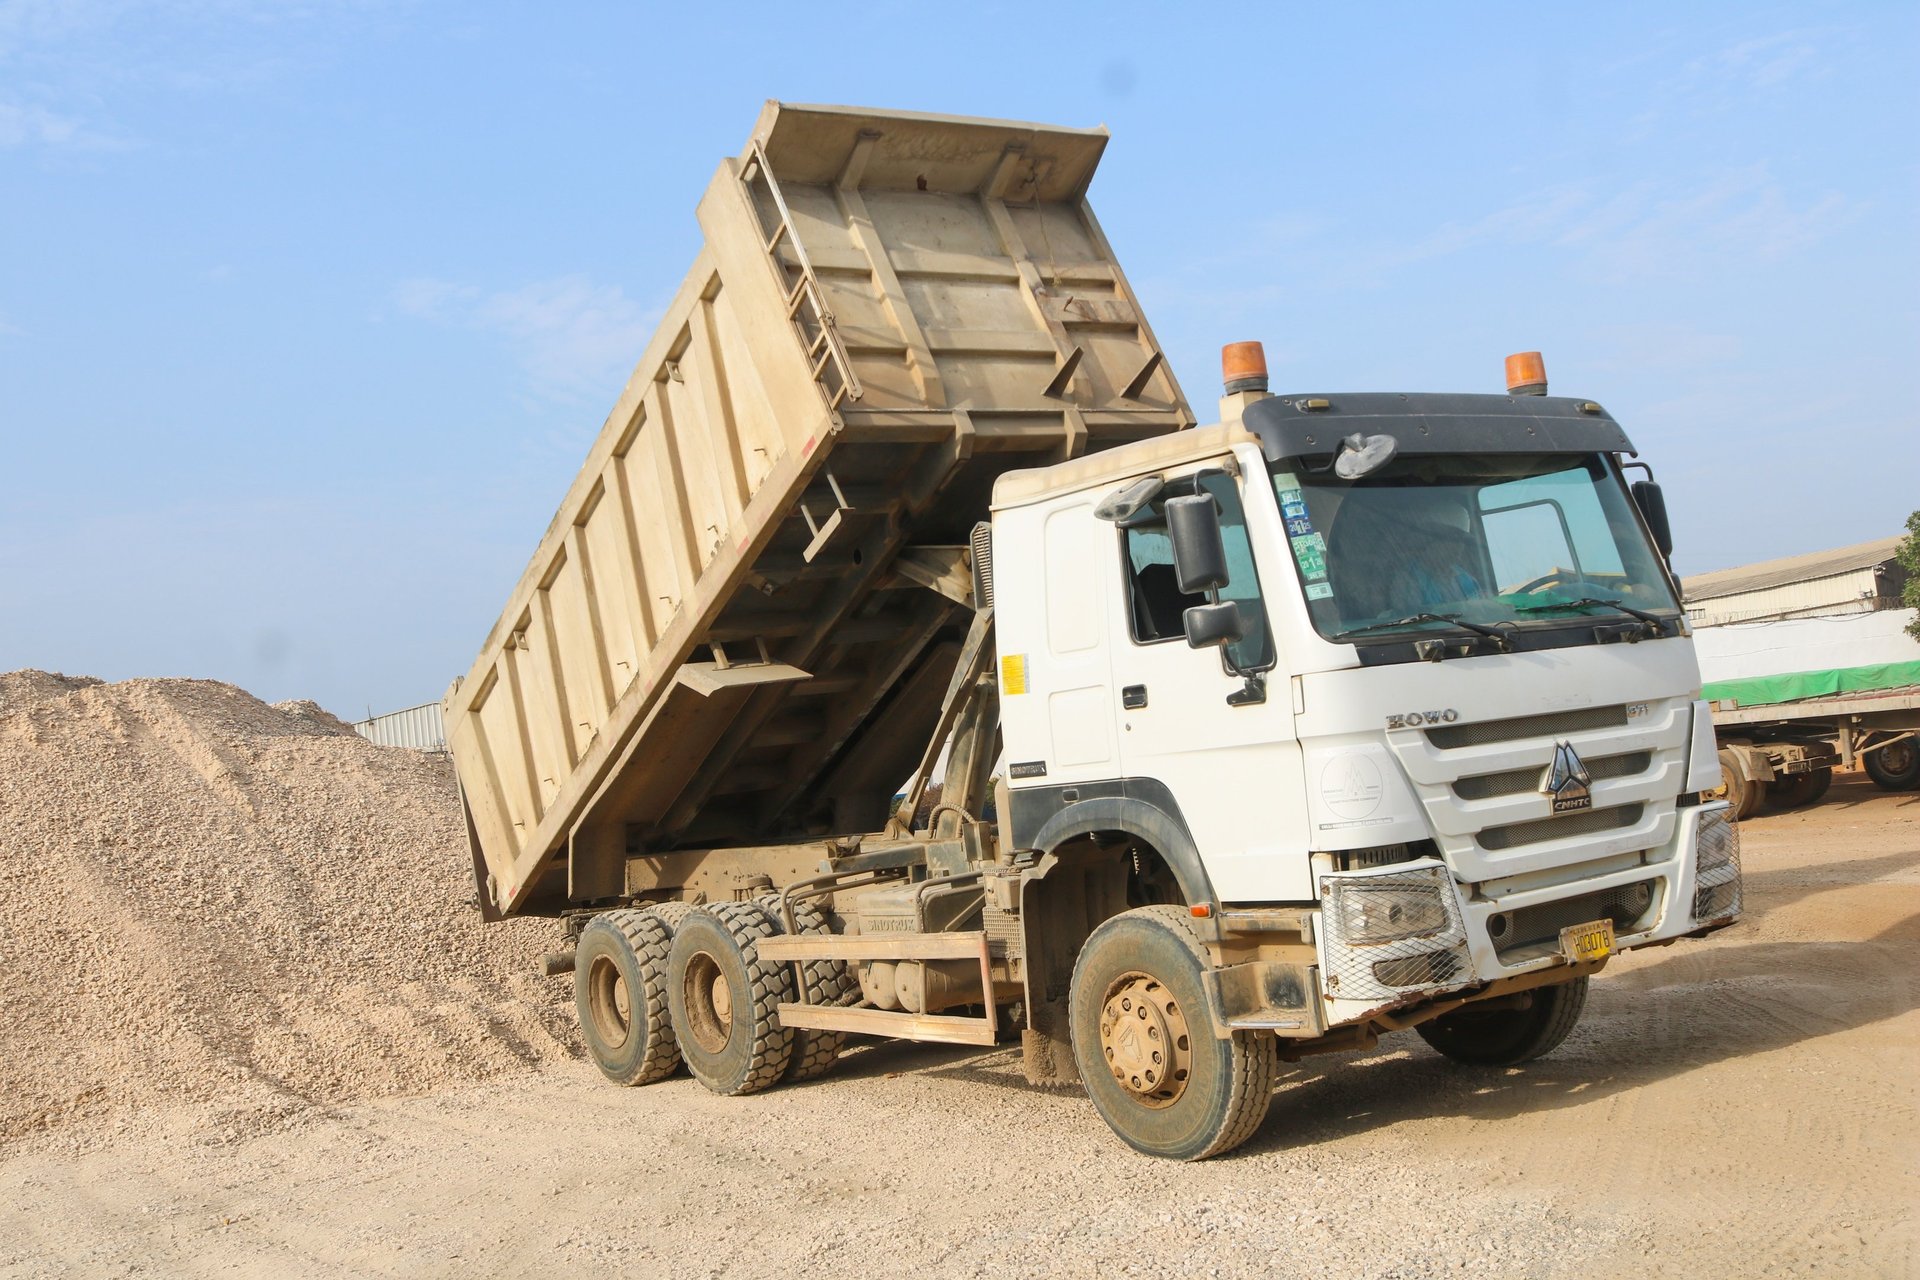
[1119,472,1274,671]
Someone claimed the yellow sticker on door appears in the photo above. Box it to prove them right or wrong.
[1000,653,1029,696]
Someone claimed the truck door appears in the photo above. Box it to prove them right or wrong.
[1105,467,1312,903]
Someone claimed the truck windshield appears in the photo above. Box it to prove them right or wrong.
[1270,453,1679,643]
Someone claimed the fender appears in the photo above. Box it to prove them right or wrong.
[1008,777,1217,907]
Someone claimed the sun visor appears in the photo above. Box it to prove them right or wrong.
[1243,393,1636,463]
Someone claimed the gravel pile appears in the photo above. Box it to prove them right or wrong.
[0,671,576,1149]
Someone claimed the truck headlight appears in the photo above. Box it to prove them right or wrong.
[1696,808,1738,873]
[1330,878,1450,944]
[1692,808,1742,921]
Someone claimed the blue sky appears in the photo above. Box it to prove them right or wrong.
[3,2,1914,715]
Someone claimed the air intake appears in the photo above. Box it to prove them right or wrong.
[969,521,994,609]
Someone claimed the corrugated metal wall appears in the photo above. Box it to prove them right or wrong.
[1687,567,1888,628]
[352,702,447,753]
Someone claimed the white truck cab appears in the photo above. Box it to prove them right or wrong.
[981,349,1738,1155]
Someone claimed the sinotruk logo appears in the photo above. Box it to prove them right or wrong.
[1541,741,1594,813]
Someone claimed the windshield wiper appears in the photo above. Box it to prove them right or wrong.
[1334,612,1514,646]
[1515,596,1665,626]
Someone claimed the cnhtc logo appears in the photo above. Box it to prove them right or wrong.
[1541,740,1593,813]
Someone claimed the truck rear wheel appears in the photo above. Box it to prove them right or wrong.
[1416,976,1588,1066]
[666,902,795,1096]
[574,909,680,1086]
[755,896,856,1082]
[1766,767,1832,809]
[643,900,697,934]
[1069,905,1276,1161]
[1864,739,1920,791]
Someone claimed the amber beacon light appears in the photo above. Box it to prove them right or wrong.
[1222,341,1269,394]
[1505,350,1548,396]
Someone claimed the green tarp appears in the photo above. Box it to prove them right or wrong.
[1702,659,1920,709]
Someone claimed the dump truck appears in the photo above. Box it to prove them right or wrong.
[446,102,1740,1160]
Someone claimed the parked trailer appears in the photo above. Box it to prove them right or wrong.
[452,104,1740,1159]
[1695,607,1920,816]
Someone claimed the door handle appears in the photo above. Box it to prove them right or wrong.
[1122,684,1148,710]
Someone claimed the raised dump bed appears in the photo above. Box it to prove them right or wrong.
[448,103,1194,918]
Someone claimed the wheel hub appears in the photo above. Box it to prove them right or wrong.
[586,955,631,1049]
[682,951,734,1056]
[1099,974,1193,1107]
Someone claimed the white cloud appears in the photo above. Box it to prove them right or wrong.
[1556,168,1852,277]
[1338,165,1856,285]
[0,0,405,150]
[392,274,663,405]
[1683,30,1827,94]
[0,99,118,150]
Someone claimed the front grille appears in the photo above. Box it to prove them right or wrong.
[1478,803,1643,850]
[1491,878,1660,960]
[1452,751,1652,800]
[1427,704,1627,750]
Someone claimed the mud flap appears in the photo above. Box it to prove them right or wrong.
[1020,1025,1083,1087]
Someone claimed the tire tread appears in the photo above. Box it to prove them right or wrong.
[755,895,856,1082]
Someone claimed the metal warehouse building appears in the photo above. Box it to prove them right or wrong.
[1682,536,1907,628]
[351,701,447,753]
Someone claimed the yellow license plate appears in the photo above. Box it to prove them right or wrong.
[1560,919,1615,964]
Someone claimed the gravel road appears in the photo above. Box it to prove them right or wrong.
[2,775,1913,1278]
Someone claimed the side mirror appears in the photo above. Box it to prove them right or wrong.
[1184,600,1245,649]
[1631,480,1673,558]
[1166,494,1230,594]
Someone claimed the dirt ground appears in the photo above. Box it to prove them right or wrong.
[2,774,1914,1278]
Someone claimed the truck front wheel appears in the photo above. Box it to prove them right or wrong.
[1069,906,1276,1160]
[1864,739,1920,791]
[1416,976,1588,1066]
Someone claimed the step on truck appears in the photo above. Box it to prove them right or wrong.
[446,103,1740,1159]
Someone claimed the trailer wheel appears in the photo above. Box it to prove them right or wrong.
[1864,739,1920,791]
[1068,906,1276,1161]
[574,909,680,1086]
[1766,767,1833,809]
[1712,747,1765,820]
[666,902,795,1096]
[1417,976,1588,1067]
[755,896,856,1082]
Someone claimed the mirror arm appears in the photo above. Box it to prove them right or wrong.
[1226,672,1266,707]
